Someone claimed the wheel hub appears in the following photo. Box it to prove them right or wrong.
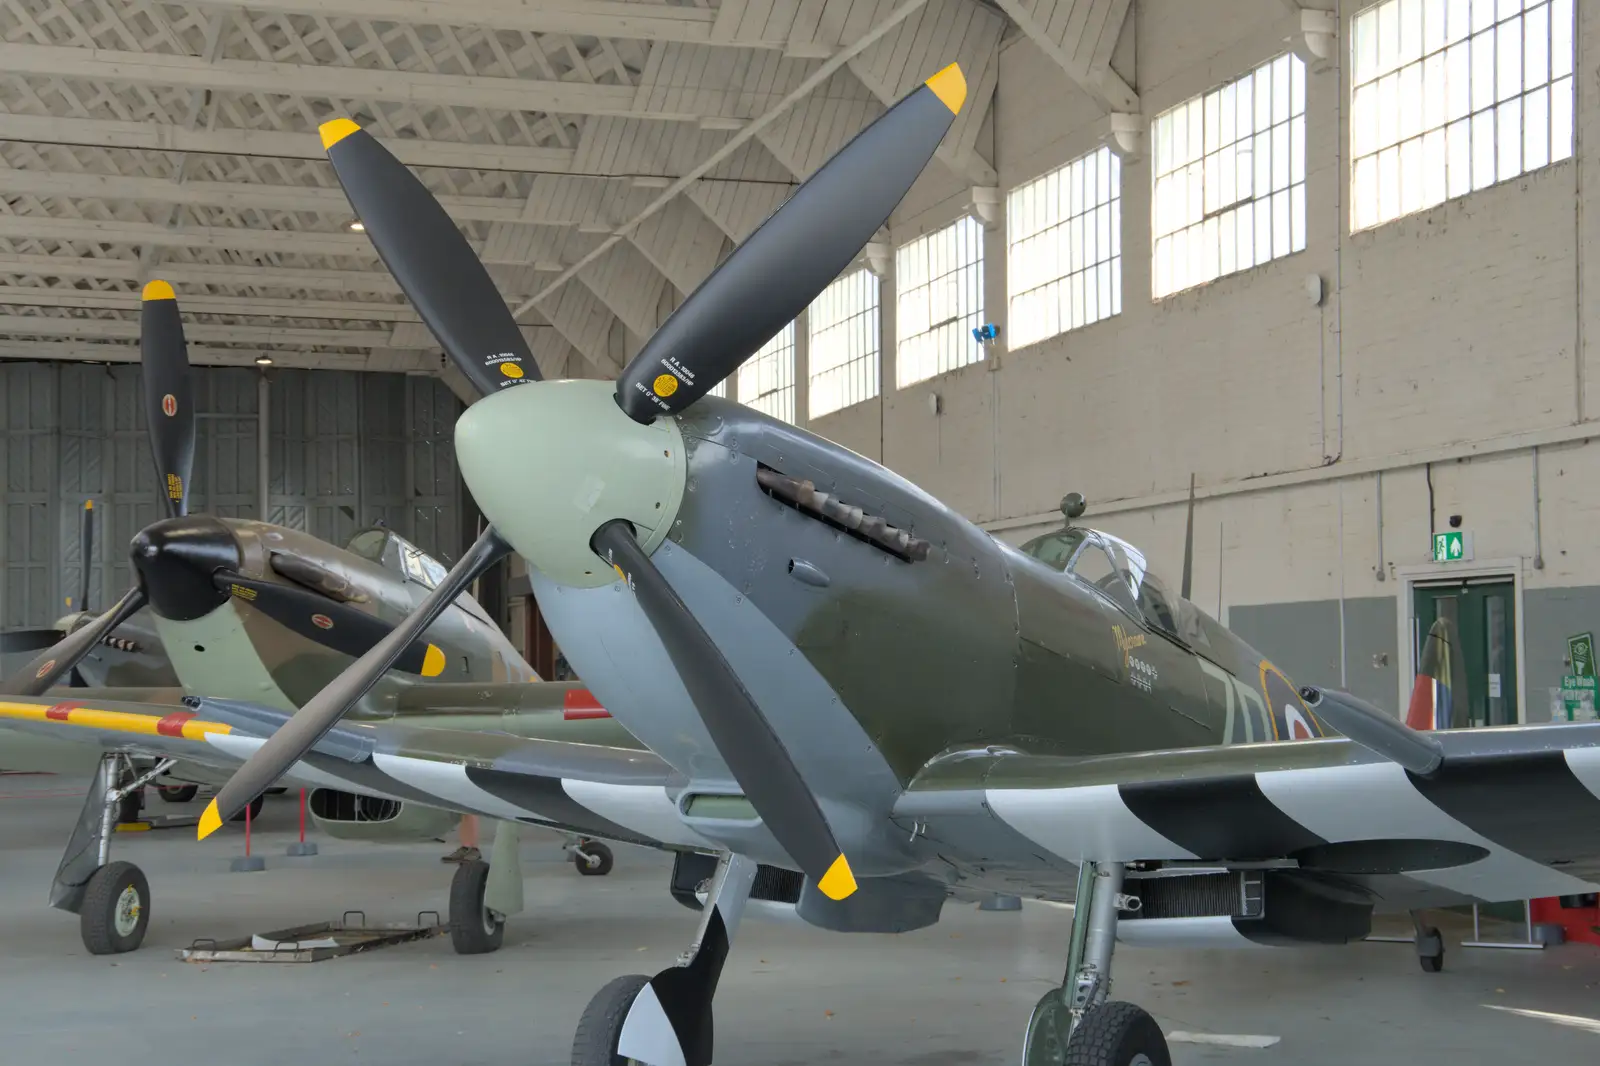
[114,884,142,937]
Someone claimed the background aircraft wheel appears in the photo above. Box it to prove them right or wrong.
[1064,1001,1171,1066]
[574,841,614,876]
[227,794,265,823]
[79,861,151,955]
[1416,924,1444,972]
[116,788,143,825]
[572,973,650,1066]
[449,859,503,955]
[156,784,198,803]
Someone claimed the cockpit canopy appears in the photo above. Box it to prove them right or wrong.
[345,527,492,623]
[1018,525,1211,650]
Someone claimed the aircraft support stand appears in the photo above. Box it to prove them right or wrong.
[450,818,519,955]
[1020,861,1170,1066]
[572,851,758,1066]
[50,753,175,955]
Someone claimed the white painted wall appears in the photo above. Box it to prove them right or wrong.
[803,0,1600,630]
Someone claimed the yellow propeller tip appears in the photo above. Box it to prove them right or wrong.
[197,799,223,841]
[84,499,93,510]
[141,279,175,302]
[421,644,446,678]
[924,62,967,115]
[320,118,361,150]
[817,854,857,901]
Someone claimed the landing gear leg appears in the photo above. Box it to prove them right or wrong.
[572,852,757,1066]
[51,753,174,955]
[1412,910,1445,973]
[1020,861,1170,1066]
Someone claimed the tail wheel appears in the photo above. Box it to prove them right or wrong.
[80,862,151,955]
[574,841,614,876]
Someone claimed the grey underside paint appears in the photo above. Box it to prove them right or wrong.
[1524,586,1600,724]
[1229,597,1398,715]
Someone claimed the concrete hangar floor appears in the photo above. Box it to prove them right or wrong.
[2,778,1598,1066]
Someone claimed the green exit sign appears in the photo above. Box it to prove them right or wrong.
[1431,531,1473,562]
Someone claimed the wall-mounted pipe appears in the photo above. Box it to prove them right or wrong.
[1532,445,1544,570]
[1374,470,1385,581]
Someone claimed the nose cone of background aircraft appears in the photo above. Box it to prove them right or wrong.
[130,514,241,621]
[454,380,687,588]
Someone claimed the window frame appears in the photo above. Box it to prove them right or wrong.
[737,321,797,423]
[808,268,882,418]
[1150,52,1308,299]
[895,214,987,388]
[1007,145,1123,349]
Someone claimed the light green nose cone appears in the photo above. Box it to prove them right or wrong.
[455,380,687,589]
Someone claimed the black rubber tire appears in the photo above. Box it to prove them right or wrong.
[156,784,198,804]
[572,974,651,1066]
[228,794,265,823]
[575,841,615,877]
[1064,1001,1171,1066]
[449,859,504,955]
[116,788,143,825]
[79,861,151,955]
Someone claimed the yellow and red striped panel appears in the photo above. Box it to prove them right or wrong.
[0,700,232,741]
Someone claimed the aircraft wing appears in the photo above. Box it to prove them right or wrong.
[895,723,1600,909]
[0,692,712,851]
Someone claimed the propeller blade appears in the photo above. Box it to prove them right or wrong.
[0,628,64,655]
[199,527,512,837]
[214,572,443,676]
[615,64,967,423]
[319,120,540,396]
[0,586,147,696]
[140,281,196,519]
[78,499,95,611]
[592,520,856,900]
[1180,473,1196,600]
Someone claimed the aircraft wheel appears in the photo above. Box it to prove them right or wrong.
[80,861,151,955]
[1065,1001,1171,1066]
[116,788,143,825]
[156,784,198,804]
[572,974,650,1066]
[574,841,614,876]
[1416,924,1444,973]
[228,794,265,823]
[449,859,503,955]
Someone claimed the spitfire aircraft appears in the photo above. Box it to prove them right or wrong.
[0,283,633,956]
[8,59,1600,1066]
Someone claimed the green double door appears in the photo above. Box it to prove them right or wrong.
[1413,578,1518,728]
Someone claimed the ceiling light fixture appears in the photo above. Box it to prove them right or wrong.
[348,220,366,232]
[255,355,273,366]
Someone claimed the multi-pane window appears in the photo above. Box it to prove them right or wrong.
[896,215,985,388]
[706,378,727,398]
[1008,146,1122,349]
[1151,53,1307,298]
[1351,0,1574,231]
[809,269,881,418]
[737,321,795,423]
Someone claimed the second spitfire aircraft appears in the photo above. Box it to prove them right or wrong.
[0,282,635,956]
[13,61,1600,1066]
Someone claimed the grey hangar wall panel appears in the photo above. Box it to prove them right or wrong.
[1,361,463,631]
[1228,597,1399,716]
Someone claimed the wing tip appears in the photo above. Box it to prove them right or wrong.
[924,62,967,115]
[141,279,175,302]
[320,118,362,150]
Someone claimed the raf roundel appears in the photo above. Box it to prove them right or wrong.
[500,363,524,380]
[652,373,679,398]
[311,613,334,631]
[161,394,177,417]
[35,658,56,680]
